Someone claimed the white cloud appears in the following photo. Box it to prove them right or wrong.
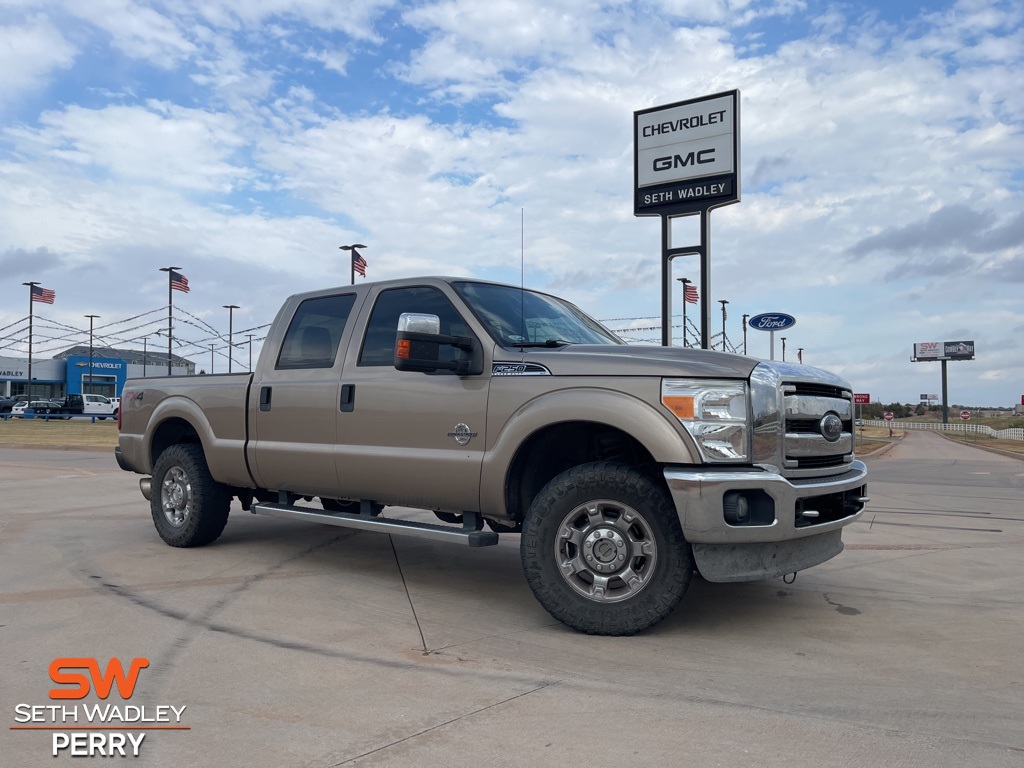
[0,15,76,106]
[61,0,195,69]
[6,102,251,192]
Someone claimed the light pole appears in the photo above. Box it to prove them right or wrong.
[340,244,367,285]
[676,277,693,348]
[781,337,787,362]
[741,314,749,355]
[85,314,100,395]
[158,266,182,375]
[209,344,215,374]
[247,334,254,371]
[797,347,803,364]
[719,300,729,351]
[223,304,239,373]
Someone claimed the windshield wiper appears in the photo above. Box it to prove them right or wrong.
[510,339,573,348]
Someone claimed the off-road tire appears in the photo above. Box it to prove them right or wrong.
[521,462,691,635]
[151,444,230,547]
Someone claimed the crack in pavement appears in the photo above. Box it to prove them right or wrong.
[326,679,563,767]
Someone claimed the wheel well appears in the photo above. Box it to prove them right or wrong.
[504,422,658,523]
[150,418,202,467]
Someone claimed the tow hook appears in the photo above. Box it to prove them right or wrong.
[783,572,797,584]
[139,477,152,501]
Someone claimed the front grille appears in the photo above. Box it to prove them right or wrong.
[786,382,849,399]
[751,362,857,477]
[783,382,853,475]
[788,418,822,434]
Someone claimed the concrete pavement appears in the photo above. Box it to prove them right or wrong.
[1,431,1022,767]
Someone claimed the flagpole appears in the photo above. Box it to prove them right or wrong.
[22,282,39,397]
[159,267,181,375]
[340,244,367,285]
[676,278,692,348]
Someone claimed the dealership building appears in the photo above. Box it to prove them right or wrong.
[1,346,195,400]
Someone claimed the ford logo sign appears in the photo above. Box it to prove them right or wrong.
[748,312,796,331]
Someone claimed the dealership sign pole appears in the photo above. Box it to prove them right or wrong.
[911,340,976,424]
[634,91,740,348]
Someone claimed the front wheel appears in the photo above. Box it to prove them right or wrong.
[151,444,230,547]
[521,462,691,635]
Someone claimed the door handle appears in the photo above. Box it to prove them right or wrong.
[259,386,272,412]
[340,384,355,413]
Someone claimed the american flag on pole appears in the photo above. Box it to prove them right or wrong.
[31,285,56,304]
[170,272,190,293]
[352,252,367,278]
[683,284,699,304]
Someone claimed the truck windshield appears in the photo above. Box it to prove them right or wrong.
[453,282,624,348]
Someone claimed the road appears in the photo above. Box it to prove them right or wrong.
[1,431,1022,767]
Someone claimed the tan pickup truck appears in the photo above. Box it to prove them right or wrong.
[116,277,868,635]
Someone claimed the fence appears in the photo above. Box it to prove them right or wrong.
[863,420,1024,441]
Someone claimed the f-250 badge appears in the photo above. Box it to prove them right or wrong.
[447,423,478,446]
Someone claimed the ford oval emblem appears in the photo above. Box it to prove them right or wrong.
[819,413,843,442]
[748,312,797,331]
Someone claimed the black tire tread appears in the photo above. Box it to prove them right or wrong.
[151,444,230,547]
[520,461,691,636]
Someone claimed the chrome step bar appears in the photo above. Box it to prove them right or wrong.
[250,502,499,547]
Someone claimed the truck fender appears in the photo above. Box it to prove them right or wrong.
[143,397,251,488]
[479,387,697,517]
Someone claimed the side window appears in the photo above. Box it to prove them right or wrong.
[358,286,471,367]
[276,294,356,370]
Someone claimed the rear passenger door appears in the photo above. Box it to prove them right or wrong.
[336,284,491,512]
[250,292,358,497]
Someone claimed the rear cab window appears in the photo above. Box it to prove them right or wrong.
[277,294,357,370]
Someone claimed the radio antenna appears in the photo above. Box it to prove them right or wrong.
[520,207,526,344]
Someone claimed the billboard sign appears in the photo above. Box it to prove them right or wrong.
[854,393,871,404]
[634,90,739,215]
[748,313,796,331]
[944,340,975,360]
[913,340,975,362]
[920,393,938,401]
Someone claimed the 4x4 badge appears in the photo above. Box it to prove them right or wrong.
[447,423,478,446]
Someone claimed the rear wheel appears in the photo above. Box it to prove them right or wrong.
[521,462,691,635]
[151,444,230,547]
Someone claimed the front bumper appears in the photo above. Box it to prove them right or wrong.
[664,461,868,582]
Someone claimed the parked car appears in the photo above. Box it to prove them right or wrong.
[0,396,19,414]
[11,400,52,418]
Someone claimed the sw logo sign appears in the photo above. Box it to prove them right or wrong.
[49,657,149,700]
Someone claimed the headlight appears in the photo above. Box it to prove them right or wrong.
[661,379,750,462]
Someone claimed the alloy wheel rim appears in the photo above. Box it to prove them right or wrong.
[554,499,658,603]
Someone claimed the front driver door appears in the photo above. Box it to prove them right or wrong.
[335,284,490,513]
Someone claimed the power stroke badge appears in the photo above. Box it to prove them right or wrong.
[447,423,478,446]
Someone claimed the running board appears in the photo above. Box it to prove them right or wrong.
[250,503,499,547]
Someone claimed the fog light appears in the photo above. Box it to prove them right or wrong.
[723,492,750,525]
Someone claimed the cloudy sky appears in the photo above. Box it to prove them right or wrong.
[1,0,1021,407]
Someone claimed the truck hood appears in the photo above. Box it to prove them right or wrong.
[510,344,760,379]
